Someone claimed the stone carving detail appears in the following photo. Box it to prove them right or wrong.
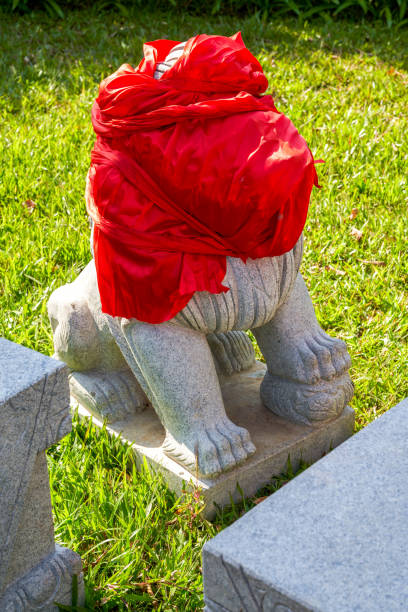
[1,546,84,612]
[48,246,353,480]
[208,556,297,612]
[204,553,309,611]
[39,367,72,451]
[0,367,70,591]
[47,45,353,480]
[0,339,84,610]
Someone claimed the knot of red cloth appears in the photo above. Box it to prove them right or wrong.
[87,32,319,323]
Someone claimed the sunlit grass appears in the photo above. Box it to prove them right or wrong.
[1,9,407,609]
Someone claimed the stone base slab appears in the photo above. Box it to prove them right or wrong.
[76,363,354,518]
[0,545,84,611]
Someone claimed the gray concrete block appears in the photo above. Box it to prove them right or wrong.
[203,398,408,611]
[0,338,84,610]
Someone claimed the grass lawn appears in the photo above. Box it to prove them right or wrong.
[1,8,407,610]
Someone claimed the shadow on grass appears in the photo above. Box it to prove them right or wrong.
[1,7,407,110]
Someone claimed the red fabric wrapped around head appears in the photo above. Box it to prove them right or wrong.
[86,33,319,323]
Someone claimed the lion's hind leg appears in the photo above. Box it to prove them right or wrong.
[47,262,148,423]
[207,331,255,376]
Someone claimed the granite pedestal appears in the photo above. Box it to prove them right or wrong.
[76,362,354,518]
[203,398,408,611]
[0,338,84,611]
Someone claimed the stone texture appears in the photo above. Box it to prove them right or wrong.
[5,452,55,589]
[0,338,84,610]
[76,362,354,518]
[1,546,83,612]
[50,251,353,481]
[48,41,353,481]
[202,398,408,611]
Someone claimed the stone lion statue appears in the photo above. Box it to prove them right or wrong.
[47,42,353,478]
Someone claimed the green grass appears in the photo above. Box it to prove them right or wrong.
[50,412,299,610]
[49,413,215,610]
[1,8,407,610]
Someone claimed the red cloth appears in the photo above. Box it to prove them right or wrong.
[86,32,319,323]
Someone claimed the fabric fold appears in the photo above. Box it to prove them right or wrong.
[87,32,319,323]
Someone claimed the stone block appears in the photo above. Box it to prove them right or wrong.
[77,362,354,519]
[202,398,408,611]
[0,338,84,611]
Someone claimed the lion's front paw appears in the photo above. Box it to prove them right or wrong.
[259,328,353,424]
[261,371,354,425]
[162,419,256,478]
[283,329,351,385]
